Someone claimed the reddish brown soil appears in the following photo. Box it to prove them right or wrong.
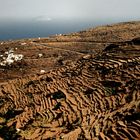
[0,21,140,139]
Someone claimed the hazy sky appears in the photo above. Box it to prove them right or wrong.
[0,0,140,21]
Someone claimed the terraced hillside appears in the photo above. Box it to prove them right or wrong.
[0,21,140,139]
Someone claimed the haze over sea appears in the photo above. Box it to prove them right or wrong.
[0,18,139,41]
[0,0,140,41]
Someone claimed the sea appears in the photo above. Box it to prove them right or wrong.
[0,18,137,41]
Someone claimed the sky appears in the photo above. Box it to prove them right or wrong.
[0,0,140,21]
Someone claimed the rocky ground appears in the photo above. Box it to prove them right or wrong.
[0,21,140,139]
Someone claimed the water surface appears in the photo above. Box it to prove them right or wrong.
[0,18,137,41]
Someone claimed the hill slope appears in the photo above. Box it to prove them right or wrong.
[0,21,140,139]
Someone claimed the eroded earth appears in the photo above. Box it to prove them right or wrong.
[0,21,140,139]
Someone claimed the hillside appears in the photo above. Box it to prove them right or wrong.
[0,21,140,139]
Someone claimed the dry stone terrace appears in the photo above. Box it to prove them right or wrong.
[0,21,140,139]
